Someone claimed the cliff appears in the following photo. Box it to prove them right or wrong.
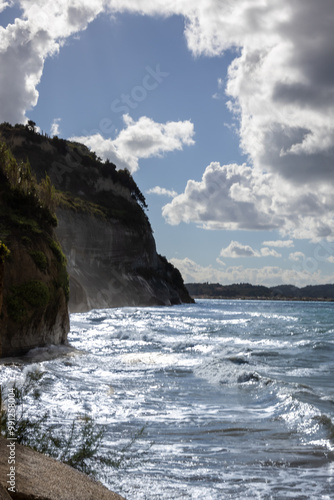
[0,123,193,312]
[0,142,69,357]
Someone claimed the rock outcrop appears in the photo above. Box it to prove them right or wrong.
[0,143,69,357]
[0,484,11,500]
[0,437,125,500]
[0,123,194,312]
[56,208,191,311]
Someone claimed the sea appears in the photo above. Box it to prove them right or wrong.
[1,299,334,499]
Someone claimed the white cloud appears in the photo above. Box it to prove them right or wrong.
[70,114,195,172]
[2,1,334,168]
[147,186,178,197]
[181,0,334,186]
[289,251,305,261]
[170,257,328,288]
[220,241,259,258]
[219,240,281,259]
[215,257,226,267]
[263,239,294,248]
[0,1,13,13]
[260,247,281,258]
[162,159,334,240]
[1,1,334,241]
[0,0,106,124]
[166,0,334,241]
[163,162,276,230]
[50,117,61,136]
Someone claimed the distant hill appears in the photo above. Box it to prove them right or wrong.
[186,282,334,301]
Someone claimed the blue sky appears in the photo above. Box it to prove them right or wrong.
[1,1,334,286]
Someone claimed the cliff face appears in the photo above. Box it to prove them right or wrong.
[0,145,69,357]
[0,123,193,312]
[56,209,188,311]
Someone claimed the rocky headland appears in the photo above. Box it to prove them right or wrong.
[0,122,193,315]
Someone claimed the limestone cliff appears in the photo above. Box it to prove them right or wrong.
[0,123,194,312]
[0,142,69,357]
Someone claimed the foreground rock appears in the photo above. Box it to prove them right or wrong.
[0,483,11,500]
[0,437,125,500]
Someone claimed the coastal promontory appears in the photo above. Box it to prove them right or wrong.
[0,122,193,321]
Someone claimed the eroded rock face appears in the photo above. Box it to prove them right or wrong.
[0,235,69,357]
[56,209,193,312]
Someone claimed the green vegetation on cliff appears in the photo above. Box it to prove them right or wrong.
[0,122,148,224]
[0,241,10,263]
[0,139,69,357]
[7,280,50,322]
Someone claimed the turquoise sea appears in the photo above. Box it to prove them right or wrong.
[1,300,334,498]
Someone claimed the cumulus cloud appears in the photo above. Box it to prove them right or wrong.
[263,239,294,248]
[220,240,281,259]
[147,186,178,197]
[162,159,334,240]
[260,247,281,258]
[0,0,105,124]
[0,1,13,13]
[1,1,334,241]
[170,257,328,288]
[70,114,195,172]
[50,117,61,136]
[163,162,277,230]
[220,241,259,258]
[289,252,305,262]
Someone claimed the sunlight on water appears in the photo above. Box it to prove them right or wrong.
[1,300,334,499]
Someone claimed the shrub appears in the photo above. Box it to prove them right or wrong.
[0,240,10,263]
[0,371,148,476]
[29,250,48,272]
[7,280,50,322]
[0,141,58,225]
[48,237,66,265]
[6,294,27,322]
[38,174,58,213]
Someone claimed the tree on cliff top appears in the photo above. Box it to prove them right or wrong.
[117,168,148,210]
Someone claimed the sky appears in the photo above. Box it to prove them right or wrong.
[1,0,334,287]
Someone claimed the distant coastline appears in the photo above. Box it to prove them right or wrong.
[186,282,334,302]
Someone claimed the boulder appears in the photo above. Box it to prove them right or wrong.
[0,437,125,500]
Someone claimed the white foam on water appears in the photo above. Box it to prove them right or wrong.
[2,300,334,499]
[121,351,180,367]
